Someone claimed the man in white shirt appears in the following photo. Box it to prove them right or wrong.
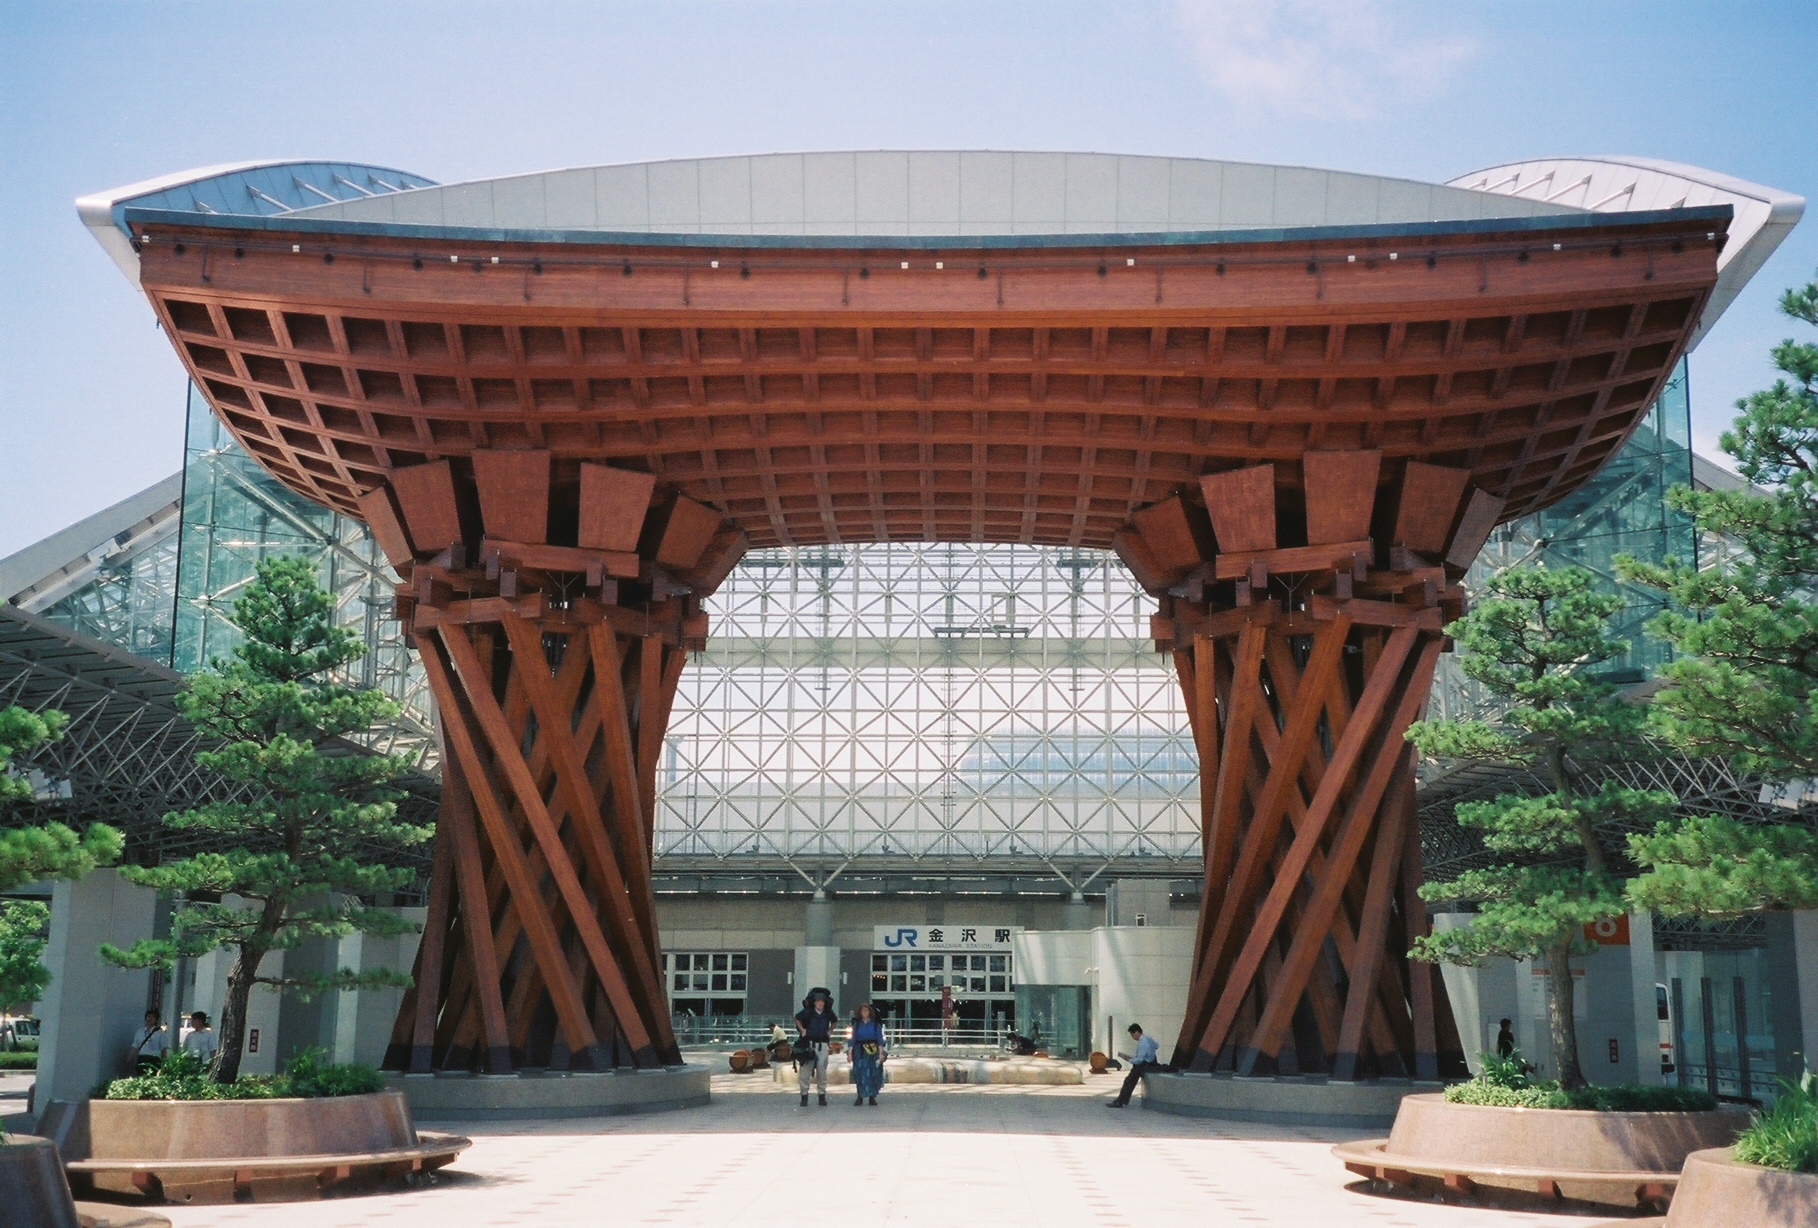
[182,1011,219,1063]
[129,1009,170,1073]
[1106,1023,1162,1108]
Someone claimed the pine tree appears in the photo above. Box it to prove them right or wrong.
[0,901,52,1010]
[100,556,431,1083]
[0,705,122,1007]
[1408,567,1675,1089]
[1620,277,1818,916]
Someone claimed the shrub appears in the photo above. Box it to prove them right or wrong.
[1445,1049,1717,1112]
[281,1046,385,1098]
[0,1051,37,1070]
[1735,1072,1818,1174]
[103,1046,384,1101]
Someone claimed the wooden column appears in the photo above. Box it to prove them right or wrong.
[373,453,743,1072]
[1125,454,1490,1081]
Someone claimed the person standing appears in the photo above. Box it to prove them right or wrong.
[128,1009,170,1074]
[182,1011,218,1064]
[1106,1023,1161,1108]
[848,1003,887,1106]
[794,988,835,1107]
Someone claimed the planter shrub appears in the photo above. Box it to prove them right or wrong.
[104,1047,383,1102]
[1445,1049,1717,1112]
[1734,1074,1818,1173]
[0,1051,37,1070]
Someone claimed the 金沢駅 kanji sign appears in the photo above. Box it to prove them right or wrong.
[874,925,1019,951]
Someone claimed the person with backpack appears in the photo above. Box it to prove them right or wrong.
[793,988,836,1107]
[848,1002,887,1106]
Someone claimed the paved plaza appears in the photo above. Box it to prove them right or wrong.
[35,1069,1612,1228]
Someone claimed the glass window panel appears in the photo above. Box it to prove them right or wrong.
[891,975,908,992]
[909,975,926,992]
[909,955,925,972]
[693,954,711,970]
[873,973,888,990]
[731,954,747,971]
[712,954,728,971]
[972,955,987,971]
[873,955,888,971]
[930,974,945,989]
[970,976,986,991]
[730,974,746,991]
[692,973,709,990]
[989,976,1006,993]
[891,955,908,972]
[711,974,727,991]
[928,955,945,971]
[989,955,1007,972]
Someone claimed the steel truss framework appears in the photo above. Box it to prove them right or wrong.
[661,542,1200,892]
[0,604,438,871]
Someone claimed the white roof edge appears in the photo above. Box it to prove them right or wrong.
[0,471,184,608]
[1449,156,1804,350]
[77,160,433,284]
[1452,155,1805,218]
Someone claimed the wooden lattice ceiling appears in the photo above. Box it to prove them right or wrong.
[132,210,1723,552]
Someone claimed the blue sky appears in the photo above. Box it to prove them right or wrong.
[3,0,1812,557]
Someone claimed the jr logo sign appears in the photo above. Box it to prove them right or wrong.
[881,927,919,948]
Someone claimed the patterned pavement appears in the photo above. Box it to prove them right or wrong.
[61,1068,1606,1228]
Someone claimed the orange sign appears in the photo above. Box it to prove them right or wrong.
[1584,915,1630,946]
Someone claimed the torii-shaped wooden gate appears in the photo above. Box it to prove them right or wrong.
[123,199,1721,1075]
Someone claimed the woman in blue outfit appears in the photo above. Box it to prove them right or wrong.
[848,1003,887,1106]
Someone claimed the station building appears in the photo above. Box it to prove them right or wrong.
[2,153,1812,1102]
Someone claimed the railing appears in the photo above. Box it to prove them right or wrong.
[670,1017,1018,1053]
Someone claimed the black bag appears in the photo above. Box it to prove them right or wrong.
[791,1037,816,1066]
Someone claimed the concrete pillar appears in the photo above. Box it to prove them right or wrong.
[328,911,424,1067]
[190,941,284,1076]
[1628,910,1664,1085]
[793,890,841,1011]
[1796,912,1818,1076]
[33,870,157,1116]
[792,946,841,1009]
[1062,891,1096,931]
[804,890,834,946]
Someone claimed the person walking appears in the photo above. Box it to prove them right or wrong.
[128,1009,170,1074]
[794,988,836,1106]
[182,1011,219,1064]
[848,1003,887,1106]
[1106,1023,1161,1108]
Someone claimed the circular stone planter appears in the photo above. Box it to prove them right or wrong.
[390,1065,710,1120]
[1655,1147,1818,1227]
[0,1136,169,1228]
[1331,1092,1748,1211]
[41,1091,468,1205]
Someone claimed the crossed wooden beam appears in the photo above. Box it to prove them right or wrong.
[362,450,743,1071]
[1121,451,1485,1079]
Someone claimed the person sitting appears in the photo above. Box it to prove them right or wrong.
[129,1009,169,1074]
[848,1003,888,1106]
[1106,1023,1161,1108]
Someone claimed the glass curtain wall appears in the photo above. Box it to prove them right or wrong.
[172,384,438,769]
[1427,357,1696,722]
[659,544,1200,865]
